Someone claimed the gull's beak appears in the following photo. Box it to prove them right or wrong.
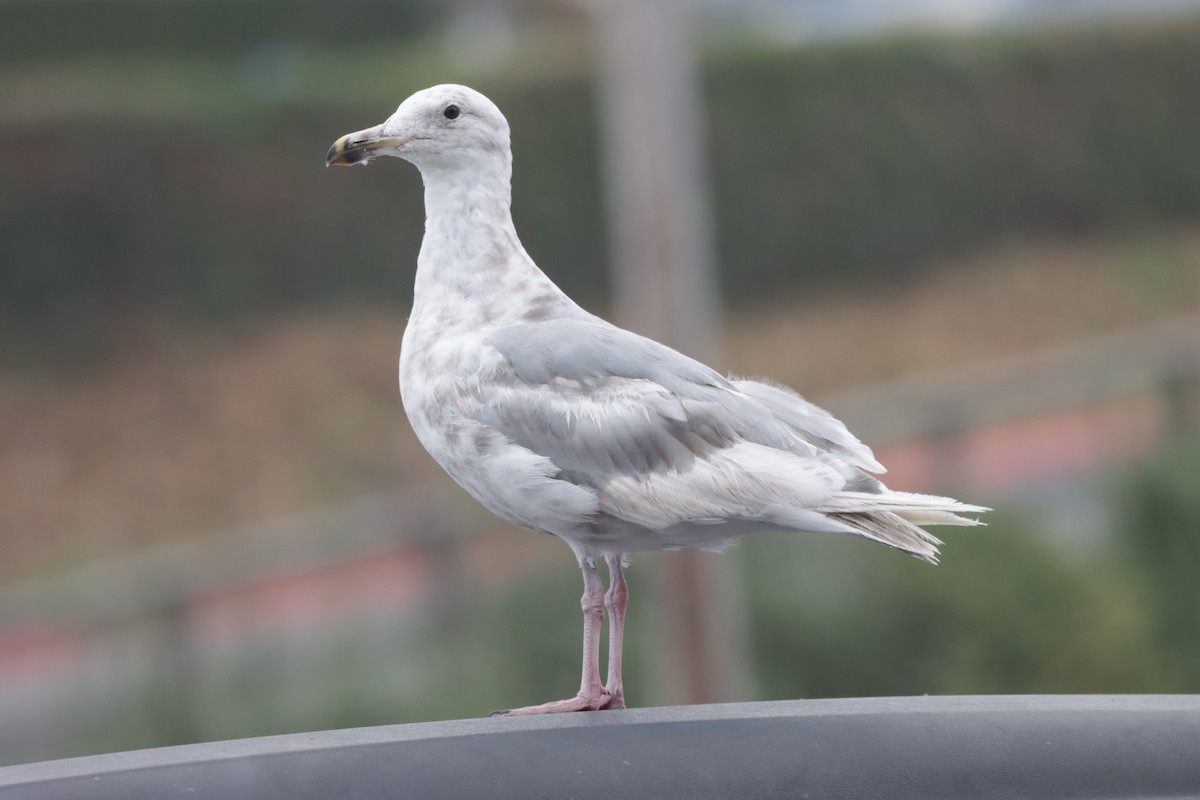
[325,124,407,167]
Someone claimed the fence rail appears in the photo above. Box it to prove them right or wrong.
[826,311,1200,444]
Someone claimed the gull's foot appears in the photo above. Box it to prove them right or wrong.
[490,692,612,717]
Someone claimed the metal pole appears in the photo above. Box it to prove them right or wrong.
[585,0,751,705]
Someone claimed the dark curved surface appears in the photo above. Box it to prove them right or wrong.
[2,695,1198,799]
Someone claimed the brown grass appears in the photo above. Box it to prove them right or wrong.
[725,228,1200,392]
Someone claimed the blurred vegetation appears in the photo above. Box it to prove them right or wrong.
[0,0,437,63]
[707,22,1200,298]
[3,16,1200,364]
[746,516,1163,698]
[1116,438,1200,689]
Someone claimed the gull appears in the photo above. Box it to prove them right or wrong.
[326,84,987,716]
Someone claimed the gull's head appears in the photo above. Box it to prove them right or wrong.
[325,84,509,173]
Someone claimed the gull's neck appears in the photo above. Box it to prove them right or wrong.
[422,154,516,267]
[413,150,567,315]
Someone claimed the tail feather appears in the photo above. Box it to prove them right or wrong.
[894,508,987,527]
[820,490,989,564]
[821,490,989,520]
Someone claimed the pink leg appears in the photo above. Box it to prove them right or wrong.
[600,554,628,710]
[492,556,608,716]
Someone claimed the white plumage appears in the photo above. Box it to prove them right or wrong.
[327,84,988,715]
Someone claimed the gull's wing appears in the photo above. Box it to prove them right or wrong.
[483,317,882,484]
[477,317,982,557]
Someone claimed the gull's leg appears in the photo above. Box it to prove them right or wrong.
[491,555,607,716]
[600,553,628,710]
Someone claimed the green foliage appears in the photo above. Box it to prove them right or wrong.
[5,20,1200,362]
[1114,438,1200,689]
[741,512,1164,699]
[0,0,437,64]
[704,22,1200,300]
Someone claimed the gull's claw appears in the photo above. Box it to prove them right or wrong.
[598,691,625,710]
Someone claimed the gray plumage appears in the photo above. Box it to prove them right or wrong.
[327,84,988,715]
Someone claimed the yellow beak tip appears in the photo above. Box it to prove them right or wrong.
[325,139,346,167]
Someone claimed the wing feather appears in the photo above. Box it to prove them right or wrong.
[480,319,853,490]
[471,317,985,556]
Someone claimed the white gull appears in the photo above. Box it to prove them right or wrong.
[326,84,988,716]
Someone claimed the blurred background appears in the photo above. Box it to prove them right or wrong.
[3,0,1200,766]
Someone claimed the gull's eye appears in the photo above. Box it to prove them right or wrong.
[444,104,461,120]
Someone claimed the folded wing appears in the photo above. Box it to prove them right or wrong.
[479,317,986,559]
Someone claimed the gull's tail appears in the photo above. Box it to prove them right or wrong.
[819,491,989,564]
